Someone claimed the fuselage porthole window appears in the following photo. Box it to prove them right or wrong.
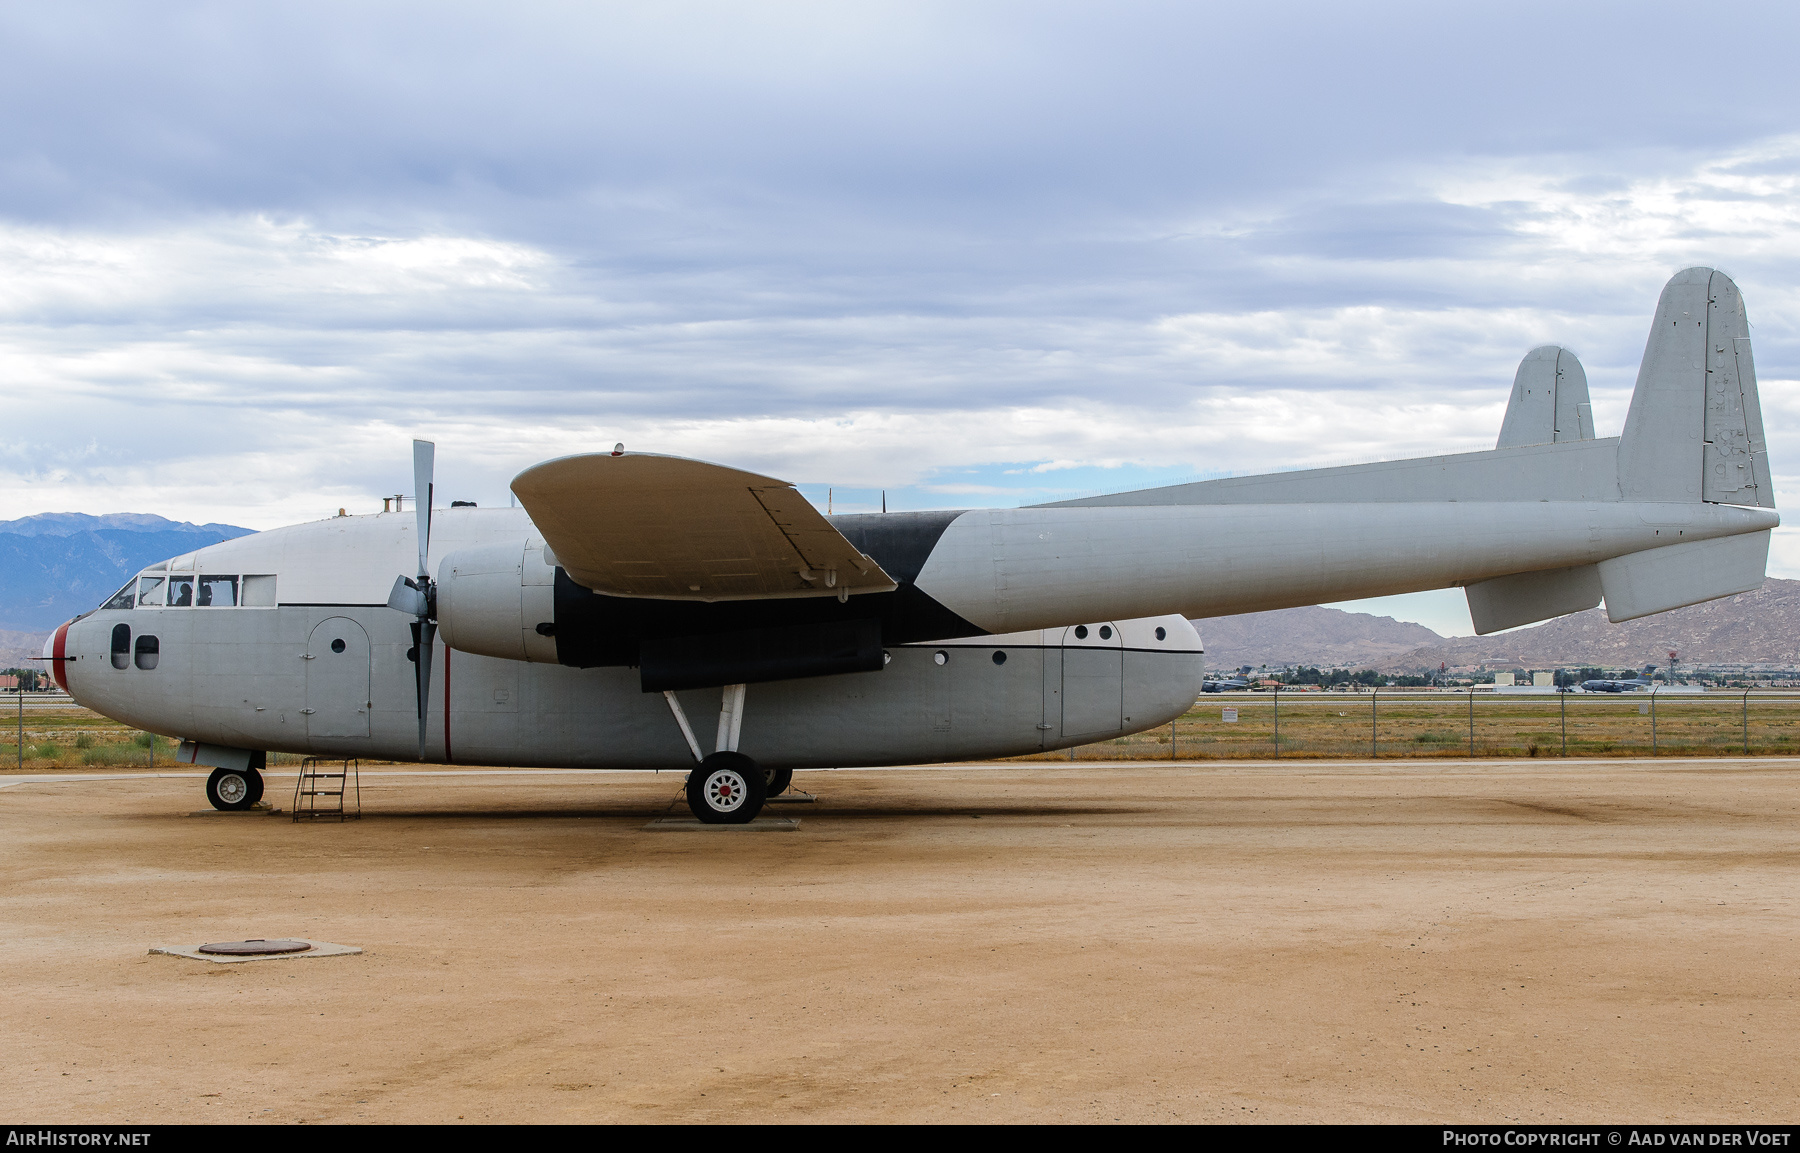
[1074,625,1088,640]
[330,638,346,654]
[1098,625,1113,640]
[135,635,159,671]
[197,576,238,607]
[992,650,1007,666]
[1155,626,1167,641]
[168,575,195,607]
[136,575,166,607]
[934,650,949,666]
[110,624,130,670]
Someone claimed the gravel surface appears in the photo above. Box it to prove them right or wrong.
[3,761,1795,1123]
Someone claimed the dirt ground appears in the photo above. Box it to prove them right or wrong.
[2,759,1796,1124]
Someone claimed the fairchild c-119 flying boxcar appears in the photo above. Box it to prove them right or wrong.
[45,269,1778,823]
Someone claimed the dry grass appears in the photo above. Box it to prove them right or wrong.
[6,693,1797,773]
[1018,691,1800,761]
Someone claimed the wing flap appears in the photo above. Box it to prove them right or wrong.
[510,452,896,602]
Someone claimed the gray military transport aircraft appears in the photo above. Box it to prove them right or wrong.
[43,268,1778,823]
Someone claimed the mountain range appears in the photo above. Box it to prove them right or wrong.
[0,513,253,635]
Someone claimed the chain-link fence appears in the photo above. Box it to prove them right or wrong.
[1028,690,1800,760]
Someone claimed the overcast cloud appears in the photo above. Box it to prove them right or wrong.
[4,1,1800,635]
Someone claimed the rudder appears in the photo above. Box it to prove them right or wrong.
[1496,345,1594,449]
[1617,268,1773,507]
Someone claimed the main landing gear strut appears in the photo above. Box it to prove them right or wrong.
[663,684,789,824]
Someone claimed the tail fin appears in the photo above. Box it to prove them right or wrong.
[1497,345,1595,448]
[1617,268,1773,507]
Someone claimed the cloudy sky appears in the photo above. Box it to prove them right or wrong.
[4,1,1800,635]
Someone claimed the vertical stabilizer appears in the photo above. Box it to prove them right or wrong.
[1617,268,1772,507]
[1497,345,1594,448]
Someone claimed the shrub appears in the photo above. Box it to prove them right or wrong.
[81,744,141,766]
[74,733,94,750]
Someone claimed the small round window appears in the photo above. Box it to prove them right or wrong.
[1155,626,1167,641]
[1098,625,1113,640]
[933,650,948,666]
[330,638,346,654]
[1074,625,1088,639]
[992,650,1007,665]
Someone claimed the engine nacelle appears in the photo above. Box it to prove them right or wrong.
[435,541,559,662]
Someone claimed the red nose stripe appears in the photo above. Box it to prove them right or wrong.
[50,622,71,692]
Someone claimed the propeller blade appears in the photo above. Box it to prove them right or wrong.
[412,620,437,760]
[412,439,435,580]
[386,575,426,617]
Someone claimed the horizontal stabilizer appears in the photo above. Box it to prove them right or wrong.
[1497,346,1594,449]
[1597,530,1769,622]
[511,452,897,602]
[1465,564,1601,635]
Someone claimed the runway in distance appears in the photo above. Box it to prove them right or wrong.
[43,268,1779,822]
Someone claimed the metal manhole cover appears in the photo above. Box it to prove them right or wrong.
[197,939,313,956]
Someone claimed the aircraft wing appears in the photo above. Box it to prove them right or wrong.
[510,451,897,602]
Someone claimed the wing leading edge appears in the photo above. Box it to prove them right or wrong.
[510,452,897,603]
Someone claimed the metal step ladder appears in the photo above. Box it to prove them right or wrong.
[292,758,360,822]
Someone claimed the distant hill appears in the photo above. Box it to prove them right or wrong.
[1384,578,1800,672]
[0,514,254,634]
[1196,605,1445,672]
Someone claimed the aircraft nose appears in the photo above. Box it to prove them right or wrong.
[45,621,72,692]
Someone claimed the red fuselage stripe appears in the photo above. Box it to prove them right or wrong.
[443,643,452,763]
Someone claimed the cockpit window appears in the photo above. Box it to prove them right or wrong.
[197,576,238,607]
[136,576,166,607]
[168,575,195,607]
[101,581,136,611]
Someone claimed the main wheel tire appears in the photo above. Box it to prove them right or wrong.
[686,752,767,824]
[245,769,265,806]
[764,767,793,796]
[206,768,256,811]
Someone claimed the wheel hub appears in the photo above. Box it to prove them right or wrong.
[216,773,248,805]
[704,769,747,812]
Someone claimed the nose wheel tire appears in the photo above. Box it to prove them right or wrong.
[687,752,767,824]
[206,767,259,811]
[764,766,793,797]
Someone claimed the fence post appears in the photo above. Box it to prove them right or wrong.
[1273,685,1280,759]
[1651,686,1658,754]
[1743,688,1751,755]
[1560,684,1567,756]
[1371,686,1379,758]
[1468,688,1474,757]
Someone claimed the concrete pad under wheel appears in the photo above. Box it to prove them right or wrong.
[150,940,362,964]
[186,807,284,816]
[766,791,817,804]
[644,817,801,831]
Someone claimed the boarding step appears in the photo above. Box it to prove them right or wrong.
[292,758,360,822]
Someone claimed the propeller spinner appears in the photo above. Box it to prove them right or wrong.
[385,439,437,758]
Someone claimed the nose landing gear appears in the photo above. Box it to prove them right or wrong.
[205,767,264,811]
